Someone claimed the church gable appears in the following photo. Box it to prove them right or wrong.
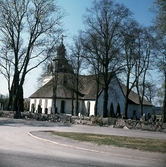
[119,83,152,106]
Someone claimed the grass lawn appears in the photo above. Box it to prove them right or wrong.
[51,131,166,153]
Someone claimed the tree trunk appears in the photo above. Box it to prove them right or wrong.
[163,72,166,123]
[139,98,143,117]
[14,85,24,118]
[94,94,98,116]
[103,84,108,117]
[75,73,79,116]
[94,73,100,116]
[124,96,128,119]
[8,71,19,111]
[13,72,24,118]
[124,73,130,119]
[71,92,74,116]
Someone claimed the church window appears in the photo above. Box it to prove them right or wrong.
[87,101,90,116]
[61,100,65,113]
[116,103,121,118]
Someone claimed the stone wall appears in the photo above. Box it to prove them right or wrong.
[0,111,166,133]
[70,116,166,133]
[0,111,71,123]
[0,111,14,118]
[115,119,166,133]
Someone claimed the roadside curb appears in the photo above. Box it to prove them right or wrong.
[28,131,166,163]
[28,131,101,153]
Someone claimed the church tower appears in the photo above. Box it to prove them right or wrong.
[54,39,73,74]
[53,38,74,87]
[42,38,74,86]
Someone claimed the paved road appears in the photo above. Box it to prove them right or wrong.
[0,118,166,167]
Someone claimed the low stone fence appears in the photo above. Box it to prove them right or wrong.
[0,110,166,133]
[0,111,71,123]
[71,116,166,133]
[0,110,14,118]
[114,119,166,133]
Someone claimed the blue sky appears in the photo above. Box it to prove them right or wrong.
[0,0,155,97]
[59,0,154,39]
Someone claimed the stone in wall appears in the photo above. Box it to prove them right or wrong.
[115,119,126,128]
[162,123,166,129]
[135,122,141,129]
[102,118,109,125]
[141,122,157,131]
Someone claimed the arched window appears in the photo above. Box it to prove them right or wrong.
[110,103,114,117]
[38,99,42,113]
[61,100,65,113]
[133,110,136,119]
[116,103,121,118]
[31,103,35,113]
[45,99,48,114]
[39,99,42,105]
[87,101,90,116]
[34,99,36,109]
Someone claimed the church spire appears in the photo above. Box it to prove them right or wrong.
[60,34,65,44]
[57,35,66,59]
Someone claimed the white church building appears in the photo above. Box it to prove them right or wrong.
[29,42,152,119]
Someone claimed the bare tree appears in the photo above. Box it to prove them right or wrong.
[152,0,166,35]
[0,0,65,117]
[152,0,166,123]
[80,0,132,117]
[69,36,86,116]
[157,82,165,107]
[80,31,104,116]
[0,46,13,94]
[135,27,153,117]
[154,33,166,123]
[143,81,157,104]
[121,23,153,118]
[121,20,141,118]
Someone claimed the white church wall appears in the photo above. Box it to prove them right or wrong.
[143,105,152,116]
[33,99,40,113]
[84,100,95,116]
[97,78,125,117]
[47,99,53,114]
[108,79,125,116]
[128,104,140,119]
[97,77,152,118]
[43,99,52,114]
[30,98,52,114]
[50,99,96,116]
[30,98,91,115]
[128,104,152,119]
[97,93,103,116]
[29,99,34,112]
[64,99,72,114]
[53,99,82,115]
[29,98,38,113]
